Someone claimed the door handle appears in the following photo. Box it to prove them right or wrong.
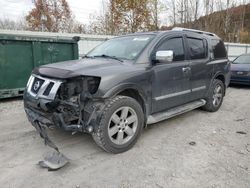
[182,67,191,73]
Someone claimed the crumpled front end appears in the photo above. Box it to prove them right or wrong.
[24,74,103,170]
[24,74,102,134]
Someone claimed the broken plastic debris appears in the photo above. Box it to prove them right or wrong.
[32,120,69,170]
[38,150,69,171]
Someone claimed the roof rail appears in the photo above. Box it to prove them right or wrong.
[172,27,217,37]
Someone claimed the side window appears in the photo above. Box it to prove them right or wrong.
[212,39,227,59]
[157,37,185,61]
[187,37,206,59]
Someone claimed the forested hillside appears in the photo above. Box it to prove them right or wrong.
[163,3,250,43]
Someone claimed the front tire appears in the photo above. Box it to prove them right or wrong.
[92,96,144,153]
[202,79,225,112]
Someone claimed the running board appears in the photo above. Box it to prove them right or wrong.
[147,99,206,124]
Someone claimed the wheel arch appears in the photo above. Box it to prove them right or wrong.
[214,74,225,85]
[103,84,149,123]
[215,73,226,94]
[208,72,226,96]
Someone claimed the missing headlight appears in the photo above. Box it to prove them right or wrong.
[58,76,100,100]
[87,77,101,94]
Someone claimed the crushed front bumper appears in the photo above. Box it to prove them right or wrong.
[24,107,71,170]
[26,109,59,151]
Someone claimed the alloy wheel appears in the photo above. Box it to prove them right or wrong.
[108,106,138,145]
[212,84,223,107]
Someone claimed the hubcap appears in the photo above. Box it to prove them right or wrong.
[212,84,223,107]
[108,106,138,145]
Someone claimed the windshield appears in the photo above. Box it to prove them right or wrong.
[233,54,250,64]
[87,35,155,60]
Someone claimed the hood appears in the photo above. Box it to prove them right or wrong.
[231,63,250,72]
[33,58,143,79]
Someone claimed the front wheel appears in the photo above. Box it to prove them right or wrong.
[202,79,225,112]
[92,96,144,153]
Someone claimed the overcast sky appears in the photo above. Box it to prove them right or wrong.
[0,0,103,24]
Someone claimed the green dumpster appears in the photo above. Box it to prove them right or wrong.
[0,34,79,99]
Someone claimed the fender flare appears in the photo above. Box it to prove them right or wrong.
[206,71,226,97]
[102,83,150,117]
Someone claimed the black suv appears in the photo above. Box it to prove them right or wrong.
[24,28,230,153]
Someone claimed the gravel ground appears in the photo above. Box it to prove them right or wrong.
[0,86,249,188]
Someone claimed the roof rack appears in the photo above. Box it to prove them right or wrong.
[172,27,217,37]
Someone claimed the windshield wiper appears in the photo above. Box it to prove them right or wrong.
[91,54,123,62]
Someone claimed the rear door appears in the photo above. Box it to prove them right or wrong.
[151,35,191,113]
[185,34,211,100]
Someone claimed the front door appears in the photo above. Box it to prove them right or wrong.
[151,36,191,113]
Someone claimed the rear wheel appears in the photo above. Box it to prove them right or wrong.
[202,79,225,112]
[92,96,144,153]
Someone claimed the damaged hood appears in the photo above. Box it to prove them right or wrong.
[33,58,142,79]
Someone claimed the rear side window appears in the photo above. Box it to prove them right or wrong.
[187,38,206,59]
[157,37,185,61]
[212,39,227,59]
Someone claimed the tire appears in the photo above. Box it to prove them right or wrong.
[202,79,225,112]
[92,95,144,153]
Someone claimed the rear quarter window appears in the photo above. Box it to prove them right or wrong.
[211,39,227,59]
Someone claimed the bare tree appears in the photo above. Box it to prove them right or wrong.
[148,0,166,30]
[0,18,27,30]
[149,0,159,30]
[204,0,210,15]
[193,0,200,20]
[171,0,176,25]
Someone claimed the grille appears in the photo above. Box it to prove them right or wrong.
[232,71,249,77]
[31,77,45,94]
[27,75,62,100]
[43,82,55,96]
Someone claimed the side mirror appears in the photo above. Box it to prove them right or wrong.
[155,50,174,63]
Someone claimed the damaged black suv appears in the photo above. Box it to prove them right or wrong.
[24,28,230,154]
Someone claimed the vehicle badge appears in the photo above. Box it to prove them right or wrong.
[33,81,40,91]
[237,71,244,75]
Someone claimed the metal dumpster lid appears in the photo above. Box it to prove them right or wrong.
[0,29,114,42]
[0,30,80,43]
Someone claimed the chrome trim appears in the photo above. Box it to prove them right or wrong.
[27,74,62,100]
[27,75,35,95]
[207,59,227,65]
[192,86,206,92]
[155,89,191,101]
[147,99,206,124]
